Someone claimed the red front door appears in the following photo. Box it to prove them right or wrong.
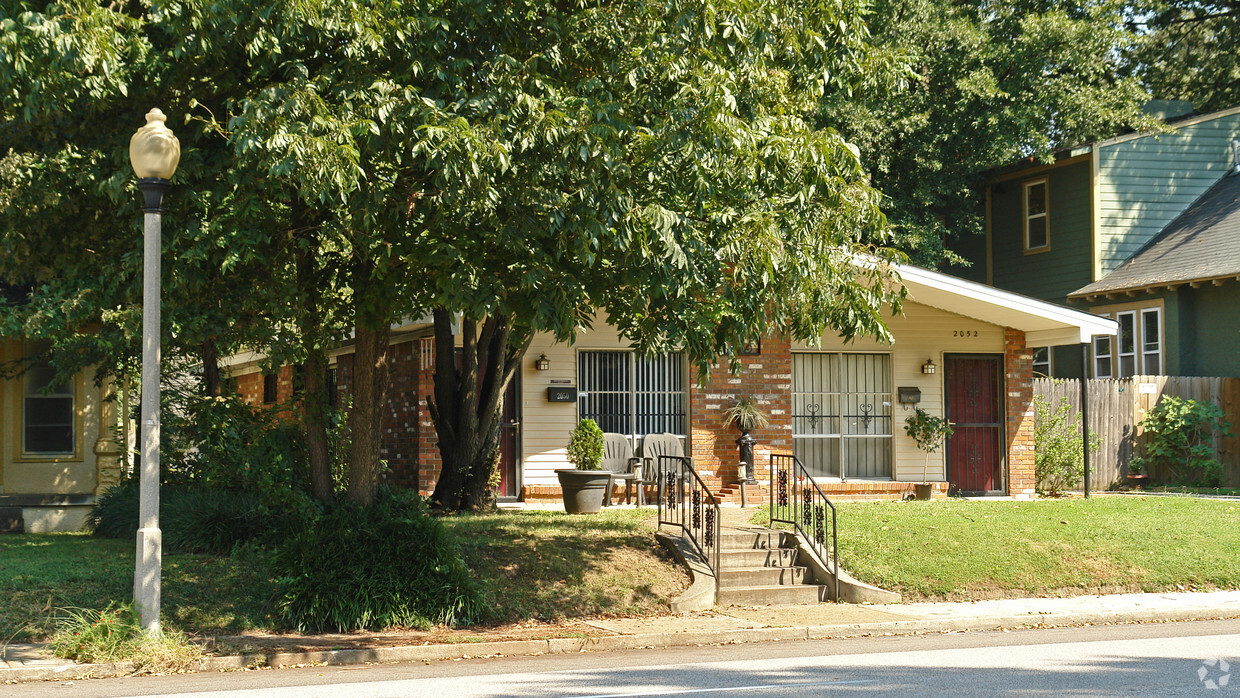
[497,376,520,498]
[945,355,1004,493]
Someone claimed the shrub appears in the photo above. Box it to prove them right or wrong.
[161,388,309,510]
[1033,396,1100,496]
[273,489,488,632]
[904,407,954,483]
[50,603,202,673]
[1133,396,1234,486]
[565,419,605,470]
[88,481,317,554]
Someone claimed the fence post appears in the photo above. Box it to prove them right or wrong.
[1080,343,1091,498]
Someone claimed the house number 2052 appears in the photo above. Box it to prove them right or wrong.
[953,330,979,337]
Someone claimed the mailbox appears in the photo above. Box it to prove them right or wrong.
[547,386,578,402]
[897,386,921,405]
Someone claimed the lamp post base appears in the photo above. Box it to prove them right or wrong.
[134,527,162,634]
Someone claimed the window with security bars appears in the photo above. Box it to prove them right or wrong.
[792,353,892,479]
[577,351,687,446]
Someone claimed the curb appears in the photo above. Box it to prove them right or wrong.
[7,605,1240,684]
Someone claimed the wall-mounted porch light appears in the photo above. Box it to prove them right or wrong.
[535,353,550,371]
[922,358,937,375]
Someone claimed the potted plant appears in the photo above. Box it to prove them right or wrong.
[724,397,770,482]
[556,418,610,513]
[1125,460,1149,490]
[904,407,954,500]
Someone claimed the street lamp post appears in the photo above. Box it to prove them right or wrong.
[129,108,180,635]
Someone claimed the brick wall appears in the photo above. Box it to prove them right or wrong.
[688,336,793,493]
[413,339,441,495]
[1004,328,1035,497]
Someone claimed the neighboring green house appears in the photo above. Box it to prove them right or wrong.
[958,104,1240,379]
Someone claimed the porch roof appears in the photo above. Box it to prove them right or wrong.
[895,263,1117,346]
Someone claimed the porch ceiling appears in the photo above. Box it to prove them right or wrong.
[895,264,1117,345]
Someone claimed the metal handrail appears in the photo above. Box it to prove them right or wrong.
[655,454,721,593]
[769,453,839,602]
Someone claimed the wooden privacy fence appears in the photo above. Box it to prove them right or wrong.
[1032,376,1240,490]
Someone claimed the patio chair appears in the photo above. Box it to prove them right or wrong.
[638,433,687,505]
[601,433,642,506]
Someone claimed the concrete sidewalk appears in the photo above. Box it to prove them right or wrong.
[6,590,1240,684]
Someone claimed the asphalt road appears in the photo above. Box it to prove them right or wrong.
[15,619,1240,697]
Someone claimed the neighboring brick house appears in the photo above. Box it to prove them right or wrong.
[956,103,1240,379]
[227,263,1113,500]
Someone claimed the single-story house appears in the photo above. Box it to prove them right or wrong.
[227,263,1116,502]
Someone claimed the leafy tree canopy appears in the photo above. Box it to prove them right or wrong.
[822,0,1158,267]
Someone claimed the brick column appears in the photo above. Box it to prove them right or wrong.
[413,338,442,496]
[688,336,792,498]
[379,341,418,489]
[1004,329,1035,497]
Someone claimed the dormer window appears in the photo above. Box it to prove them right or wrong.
[1024,179,1049,252]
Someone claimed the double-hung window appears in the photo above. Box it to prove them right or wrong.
[1093,307,1161,378]
[1024,179,1049,251]
[1031,347,1052,377]
[577,351,687,448]
[23,346,75,456]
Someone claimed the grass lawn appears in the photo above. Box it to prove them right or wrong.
[798,496,1240,600]
[1,509,686,641]
[0,534,276,641]
[443,508,688,623]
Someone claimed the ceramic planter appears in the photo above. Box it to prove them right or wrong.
[556,469,611,514]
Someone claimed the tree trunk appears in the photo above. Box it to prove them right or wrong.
[428,310,528,512]
[292,210,334,503]
[303,348,333,501]
[346,321,391,506]
[201,341,220,397]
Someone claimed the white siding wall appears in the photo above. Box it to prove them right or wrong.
[792,301,1005,483]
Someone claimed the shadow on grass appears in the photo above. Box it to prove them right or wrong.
[441,509,683,624]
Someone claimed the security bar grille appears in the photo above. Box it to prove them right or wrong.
[792,352,893,479]
[578,351,687,445]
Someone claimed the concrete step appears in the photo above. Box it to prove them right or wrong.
[719,530,791,551]
[716,584,830,606]
[718,566,809,588]
[718,548,798,569]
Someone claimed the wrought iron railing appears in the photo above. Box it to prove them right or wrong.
[656,454,721,591]
[769,453,839,601]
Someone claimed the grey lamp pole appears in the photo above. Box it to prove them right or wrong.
[129,108,180,635]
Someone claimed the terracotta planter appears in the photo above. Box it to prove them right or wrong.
[913,483,934,501]
[556,469,611,514]
[1126,473,1149,490]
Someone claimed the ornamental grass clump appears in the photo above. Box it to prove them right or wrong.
[50,603,201,673]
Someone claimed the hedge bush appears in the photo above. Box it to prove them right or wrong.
[88,481,314,554]
[273,490,488,632]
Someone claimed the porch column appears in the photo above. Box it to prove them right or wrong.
[94,370,123,494]
[1004,329,1036,497]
